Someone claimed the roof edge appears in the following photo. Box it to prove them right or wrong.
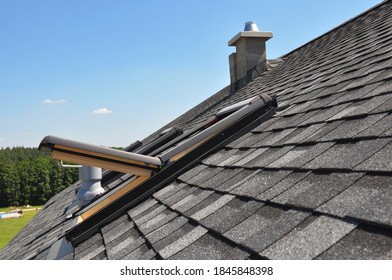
[279,1,386,59]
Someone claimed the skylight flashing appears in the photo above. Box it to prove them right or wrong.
[46,237,73,260]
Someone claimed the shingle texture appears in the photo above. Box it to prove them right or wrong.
[2,1,392,260]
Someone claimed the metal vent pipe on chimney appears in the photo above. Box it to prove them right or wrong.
[244,21,260,31]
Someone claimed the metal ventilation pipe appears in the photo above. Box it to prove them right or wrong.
[244,21,260,31]
[77,166,104,206]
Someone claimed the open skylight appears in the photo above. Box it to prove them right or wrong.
[39,93,277,259]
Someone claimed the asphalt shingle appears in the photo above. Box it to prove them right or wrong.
[213,169,256,192]
[170,189,214,213]
[185,166,225,186]
[153,182,188,201]
[74,233,105,260]
[256,171,310,201]
[199,169,243,190]
[303,120,344,142]
[224,206,311,252]
[159,185,198,206]
[319,114,386,141]
[268,143,334,169]
[105,228,144,260]
[260,216,358,259]
[317,175,392,226]
[146,216,189,244]
[244,146,294,168]
[200,198,264,234]
[202,149,238,166]
[216,149,255,167]
[101,214,134,244]
[299,103,352,126]
[170,234,248,260]
[230,170,292,198]
[275,123,325,145]
[355,141,392,171]
[231,148,269,166]
[272,172,364,209]
[123,245,156,260]
[177,165,209,182]
[191,194,235,221]
[153,223,197,253]
[133,204,167,226]
[304,138,391,170]
[127,198,158,218]
[357,113,392,137]
[342,93,392,117]
[159,226,208,259]
[317,224,392,260]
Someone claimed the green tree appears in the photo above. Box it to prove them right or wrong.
[0,147,79,207]
[0,162,20,206]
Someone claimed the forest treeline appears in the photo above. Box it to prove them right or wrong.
[0,147,79,207]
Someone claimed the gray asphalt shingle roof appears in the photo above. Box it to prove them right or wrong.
[1,0,392,260]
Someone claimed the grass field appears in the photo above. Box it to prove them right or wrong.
[0,206,41,251]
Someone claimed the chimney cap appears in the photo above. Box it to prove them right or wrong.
[228,31,273,46]
[229,21,273,46]
[244,21,259,32]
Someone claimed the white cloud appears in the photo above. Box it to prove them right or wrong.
[0,137,6,142]
[93,107,113,115]
[42,99,66,104]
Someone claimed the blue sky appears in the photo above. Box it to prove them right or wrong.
[0,0,382,148]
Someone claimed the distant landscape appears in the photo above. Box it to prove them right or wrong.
[0,147,78,207]
[0,147,79,250]
[0,205,42,250]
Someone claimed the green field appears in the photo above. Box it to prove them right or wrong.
[0,206,41,250]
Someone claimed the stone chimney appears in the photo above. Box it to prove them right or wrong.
[228,21,273,91]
